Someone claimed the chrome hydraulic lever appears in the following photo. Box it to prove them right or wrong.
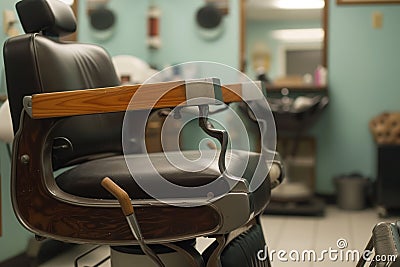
[198,105,228,174]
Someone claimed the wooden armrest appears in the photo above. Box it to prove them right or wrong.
[25,79,264,119]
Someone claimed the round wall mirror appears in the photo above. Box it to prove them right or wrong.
[196,3,225,41]
[87,0,117,40]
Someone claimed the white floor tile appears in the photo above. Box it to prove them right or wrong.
[260,206,383,267]
[195,237,215,253]
[261,216,288,249]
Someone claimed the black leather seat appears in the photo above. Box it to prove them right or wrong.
[56,150,266,200]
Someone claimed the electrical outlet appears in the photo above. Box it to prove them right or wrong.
[372,12,383,29]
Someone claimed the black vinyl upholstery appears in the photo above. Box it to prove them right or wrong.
[56,150,265,200]
[4,14,124,169]
[16,0,76,37]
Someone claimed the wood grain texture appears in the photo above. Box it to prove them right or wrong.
[30,81,247,119]
[12,113,221,244]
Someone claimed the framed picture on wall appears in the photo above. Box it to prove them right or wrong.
[338,0,400,4]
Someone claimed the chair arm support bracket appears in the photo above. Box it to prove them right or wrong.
[198,105,228,174]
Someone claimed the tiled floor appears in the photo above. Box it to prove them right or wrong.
[261,206,399,267]
[39,206,399,267]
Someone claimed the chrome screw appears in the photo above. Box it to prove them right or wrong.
[20,154,30,165]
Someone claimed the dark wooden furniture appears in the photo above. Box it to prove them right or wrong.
[377,145,400,217]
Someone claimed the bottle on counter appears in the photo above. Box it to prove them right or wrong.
[314,65,327,86]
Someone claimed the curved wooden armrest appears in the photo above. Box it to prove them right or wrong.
[25,80,265,119]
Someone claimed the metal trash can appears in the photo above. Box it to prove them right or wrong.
[334,174,370,210]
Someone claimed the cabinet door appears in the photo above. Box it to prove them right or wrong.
[377,145,400,207]
[277,136,316,190]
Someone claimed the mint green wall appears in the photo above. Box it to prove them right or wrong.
[313,0,400,194]
[176,0,400,195]
[0,0,31,263]
[0,46,30,262]
[0,0,20,82]
[149,0,239,68]
[78,0,240,69]
[245,19,321,80]
[0,144,31,262]
[77,0,149,62]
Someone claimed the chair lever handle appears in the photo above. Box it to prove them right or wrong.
[100,177,166,267]
[101,177,133,216]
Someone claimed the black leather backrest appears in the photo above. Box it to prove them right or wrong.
[16,0,76,37]
[4,31,123,169]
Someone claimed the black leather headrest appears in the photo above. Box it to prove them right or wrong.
[16,0,76,37]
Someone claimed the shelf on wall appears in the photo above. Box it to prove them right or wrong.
[285,157,316,167]
[265,85,328,93]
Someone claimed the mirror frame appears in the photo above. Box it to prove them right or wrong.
[240,0,329,75]
[322,0,329,69]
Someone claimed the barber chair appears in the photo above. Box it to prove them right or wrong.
[4,0,283,266]
[357,222,400,267]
